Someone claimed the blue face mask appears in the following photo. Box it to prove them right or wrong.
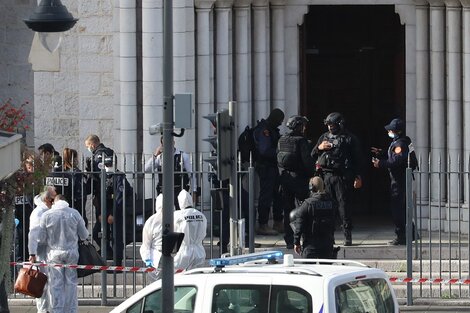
[388,132,396,139]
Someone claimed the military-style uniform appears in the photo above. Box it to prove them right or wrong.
[377,135,411,243]
[290,192,337,258]
[277,127,316,248]
[312,129,362,242]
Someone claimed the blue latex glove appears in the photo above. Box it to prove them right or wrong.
[14,218,19,227]
[145,259,153,267]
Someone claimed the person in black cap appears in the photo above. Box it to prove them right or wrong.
[371,118,417,245]
[253,108,285,235]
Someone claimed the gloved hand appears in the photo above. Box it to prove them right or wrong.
[145,259,153,267]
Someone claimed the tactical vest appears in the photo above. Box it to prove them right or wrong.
[310,196,335,236]
[317,133,351,171]
[277,135,303,171]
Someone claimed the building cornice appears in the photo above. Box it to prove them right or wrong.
[444,0,461,7]
[460,0,470,7]
[427,0,445,6]
[215,0,234,9]
[252,0,268,7]
[195,0,216,10]
[233,0,252,8]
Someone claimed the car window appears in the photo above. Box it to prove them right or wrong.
[335,279,395,313]
[129,286,197,313]
[271,286,311,313]
[212,285,270,313]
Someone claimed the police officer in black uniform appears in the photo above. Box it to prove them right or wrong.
[312,112,363,246]
[290,176,338,259]
[372,118,416,245]
[277,115,316,249]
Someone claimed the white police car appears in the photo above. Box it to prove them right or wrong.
[111,251,399,313]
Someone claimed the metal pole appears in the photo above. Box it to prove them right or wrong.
[248,165,255,253]
[406,167,413,305]
[100,161,107,305]
[162,0,174,313]
[229,101,239,255]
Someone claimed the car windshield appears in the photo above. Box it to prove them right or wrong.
[335,278,395,313]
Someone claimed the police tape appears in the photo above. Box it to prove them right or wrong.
[9,261,161,273]
[389,277,470,285]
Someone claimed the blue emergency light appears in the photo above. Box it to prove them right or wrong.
[209,250,283,268]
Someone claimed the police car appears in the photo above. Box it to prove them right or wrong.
[110,251,399,313]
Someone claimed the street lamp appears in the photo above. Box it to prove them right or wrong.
[24,0,78,52]
[24,0,78,32]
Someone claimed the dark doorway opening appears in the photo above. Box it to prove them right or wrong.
[299,5,405,218]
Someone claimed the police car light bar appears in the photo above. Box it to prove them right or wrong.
[210,251,283,268]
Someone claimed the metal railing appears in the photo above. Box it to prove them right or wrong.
[10,152,257,302]
[406,155,470,303]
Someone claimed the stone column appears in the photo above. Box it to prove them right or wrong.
[428,0,446,200]
[215,0,233,110]
[445,0,463,204]
[142,0,163,160]
[120,0,138,163]
[415,1,430,204]
[461,0,470,186]
[252,0,268,121]
[234,1,251,131]
[195,0,216,153]
[271,0,286,115]
[283,4,308,119]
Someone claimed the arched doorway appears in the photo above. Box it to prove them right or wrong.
[300,5,405,218]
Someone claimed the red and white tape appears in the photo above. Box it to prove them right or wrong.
[389,277,470,285]
[10,261,167,273]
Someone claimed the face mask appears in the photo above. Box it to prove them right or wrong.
[388,132,396,139]
[87,147,93,153]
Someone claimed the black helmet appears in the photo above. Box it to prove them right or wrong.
[324,112,345,126]
[286,115,309,130]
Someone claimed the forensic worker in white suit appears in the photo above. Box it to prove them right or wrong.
[140,194,170,282]
[38,194,88,313]
[174,190,207,271]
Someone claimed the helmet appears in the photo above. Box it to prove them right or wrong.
[286,115,309,130]
[324,112,345,126]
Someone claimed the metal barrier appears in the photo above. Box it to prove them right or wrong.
[10,152,256,302]
[407,155,470,303]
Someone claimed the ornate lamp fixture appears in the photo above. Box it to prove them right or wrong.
[24,0,78,33]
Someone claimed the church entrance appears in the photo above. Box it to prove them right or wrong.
[299,5,405,218]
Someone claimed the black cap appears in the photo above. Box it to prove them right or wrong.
[384,118,404,132]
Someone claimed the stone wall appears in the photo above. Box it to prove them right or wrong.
[0,0,35,146]
[33,0,114,155]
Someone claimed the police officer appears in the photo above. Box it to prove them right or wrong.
[253,108,285,235]
[277,115,316,249]
[290,176,337,259]
[372,118,416,245]
[312,112,363,246]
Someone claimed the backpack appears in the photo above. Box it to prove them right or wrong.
[238,125,257,163]
[408,142,419,171]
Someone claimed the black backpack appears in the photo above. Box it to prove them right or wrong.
[238,125,257,163]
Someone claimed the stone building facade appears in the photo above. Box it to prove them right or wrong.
[3,0,470,228]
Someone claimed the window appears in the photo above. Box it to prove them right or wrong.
[335,279,395,313]
[126,286,197,313]
[211,285,270,313]
[271,286,311,313]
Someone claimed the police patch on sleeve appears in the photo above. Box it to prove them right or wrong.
[394,146,402,154]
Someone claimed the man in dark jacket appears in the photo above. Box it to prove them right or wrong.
[277,115,316,249]
[253,108,284,235]
[372,118,416,245]
[312,112,363,246]
[290,176,337,259]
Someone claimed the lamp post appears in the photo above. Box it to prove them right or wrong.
[161,1,175,313]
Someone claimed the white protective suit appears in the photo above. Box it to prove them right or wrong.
[38,199,89,313]
[174,190,207,270]
[28,195,49,313]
